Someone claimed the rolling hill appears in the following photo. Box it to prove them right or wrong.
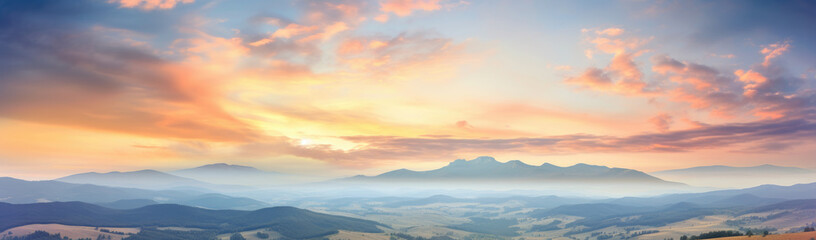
[0,177,269,210]
[0,201,385,239]
[615,181,816,207]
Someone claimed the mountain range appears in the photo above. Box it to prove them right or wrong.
[171,163,291,186]
[654,164,813,175]
[54,163,299,190]
[55,169,226,191]
[652,164,816,188]
[346,156,677,184]
[0,177,269,210]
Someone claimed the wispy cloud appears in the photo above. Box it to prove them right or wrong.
[109,0,194,10]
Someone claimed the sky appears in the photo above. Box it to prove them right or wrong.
[1,0,815,180]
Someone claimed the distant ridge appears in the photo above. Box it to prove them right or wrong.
[171,163,291,186]
[0,177,269,210]
[345,156,677,184]
[651,164,815,188]
[173,163,275,175]
[55,169,219,190]
[653,164,813,174]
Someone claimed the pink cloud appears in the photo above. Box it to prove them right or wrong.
[566,68,613,90]
[760,40,791,66]
[734,69,768,97]
[374,14,390,22]
[109,0,194,10]
[651,48,812,121]
[233,118,816,168]
[571,27,813,123]
[566,54,654,95]
[455,120,474,129]
[649,113,673,132]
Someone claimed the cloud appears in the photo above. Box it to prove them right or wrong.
[760,40,791,66]
[0,0,260,142]
[566,68,613,90]
[596,27,624,37]
[237,118,816,167]
[249,23,320,46]
[377,0,468,21]
[566,54,655,95]
[109,0,194,10]
[455,120,474,129]
[652,49,813,120]
[380,0,442,17]
[334,32,470,81]
[571,25,814,122]
[374,14,390,22]
[566,28,656,96]
[649,113,673,132]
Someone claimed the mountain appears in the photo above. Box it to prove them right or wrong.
[96,199,158,209]
[55,169,245,191]
[708,193,786,208]
[652,164,816,188]
[347,156,676,184]
[172,163,293,186]
[609,181,816,207]
[0,201,385,239]
[744,199,816,213]
[0,177,269,210]
[174,163,275,175]
[654,164,813,175]
[522,197,816,235]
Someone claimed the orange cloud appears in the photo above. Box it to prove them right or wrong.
[273,24,319,39]
[596,27,624,36]
[566,68,613,90]
[380,0,442,17]
[566,28,656,96]
[374,14,390,22]
[298,22,350,43]
[566,54,653,95]
[734,69,768,96]
[369,40,388,49]
[337,39,366,55]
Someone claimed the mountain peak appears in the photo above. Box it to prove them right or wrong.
[354,156,671,184]
[175,163,273,174]
[197,163,256,169]
[447,156,500,167]
[507,160,529,166]
[471,156,499,164]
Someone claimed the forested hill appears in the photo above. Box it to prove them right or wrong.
[0,202,384,239]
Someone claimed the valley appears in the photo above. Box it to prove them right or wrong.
[1,158,815,240]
